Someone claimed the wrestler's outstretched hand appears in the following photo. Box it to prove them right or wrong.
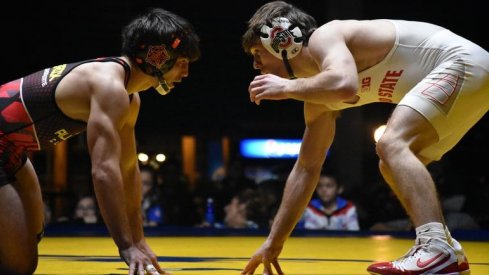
[120,245,169,275]
[135,240,170,274]
[241,240,284,275]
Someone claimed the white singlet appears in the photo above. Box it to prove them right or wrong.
[324,20,489,160]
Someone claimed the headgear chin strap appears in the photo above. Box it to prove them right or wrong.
[135,38,181,95]
[155,72,171,95]
[260,17,303,79]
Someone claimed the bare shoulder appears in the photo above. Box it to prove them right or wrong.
[313,19,394,39]
[307,20,350,57]
[310,20,395,70]
[56,60,130,121]
[307,20,393,67]
[310,20,345,39]
[309,19,392,49]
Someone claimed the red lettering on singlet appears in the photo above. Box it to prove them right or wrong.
[377,70,404,102]
[361,77,371,92]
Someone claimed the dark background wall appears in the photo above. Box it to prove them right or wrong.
[1,0,487,137]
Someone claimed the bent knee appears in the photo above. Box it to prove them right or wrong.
[0,248,38,275]
[0,262,37,275]
[376,135,432,165]
[375,135,405,161]
[0,260,37,275]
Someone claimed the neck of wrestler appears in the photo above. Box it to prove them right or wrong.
[285,47,319,78]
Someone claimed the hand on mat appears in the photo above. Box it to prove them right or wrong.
[137,240,170,274]
[136,240,170,274]
[241,240,284,275]
[120,245,168,275]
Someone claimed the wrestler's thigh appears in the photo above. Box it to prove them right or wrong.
[0,160,43,270]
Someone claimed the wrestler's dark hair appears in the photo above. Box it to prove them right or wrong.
[242,1,317,54]
[121,7,200,63]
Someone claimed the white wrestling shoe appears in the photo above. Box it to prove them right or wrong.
[367,238,470,275]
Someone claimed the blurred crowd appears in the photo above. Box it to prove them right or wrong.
[42,157,489,232]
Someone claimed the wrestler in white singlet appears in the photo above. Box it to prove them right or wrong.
[323,20,489,160]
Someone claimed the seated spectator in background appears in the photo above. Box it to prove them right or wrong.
[72,195,99,224]
[220,188,271,229]
[256,178,284,228]
[211,160,256,224]
[298,174,359,230]
[140,166,163,227]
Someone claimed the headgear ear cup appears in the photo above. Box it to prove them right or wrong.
[260,17,303,60]
[135,38,180,95]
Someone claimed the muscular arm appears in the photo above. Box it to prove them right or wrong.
[288,23,359,104]
[242,93,340,275]
[249,21,359,106]
[87,84,134,250]
[268,104,337,245]
[119,94,145,244]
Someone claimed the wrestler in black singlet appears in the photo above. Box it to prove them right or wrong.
[0,57,131,184]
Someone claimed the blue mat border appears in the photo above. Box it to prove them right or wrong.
[43,224,489,241]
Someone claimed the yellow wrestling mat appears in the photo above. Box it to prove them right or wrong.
[35,235,489,275]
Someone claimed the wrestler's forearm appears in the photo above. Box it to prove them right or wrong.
[268,163,320,245]
[93,171,133,249]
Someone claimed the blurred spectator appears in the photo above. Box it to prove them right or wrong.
[72,195,99,224]
[213,160,256,223]
[140,166,163,227]
[219,188,270,229]
[193,159,256,226]
[256,178,284,228]
[298,174,360,230]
